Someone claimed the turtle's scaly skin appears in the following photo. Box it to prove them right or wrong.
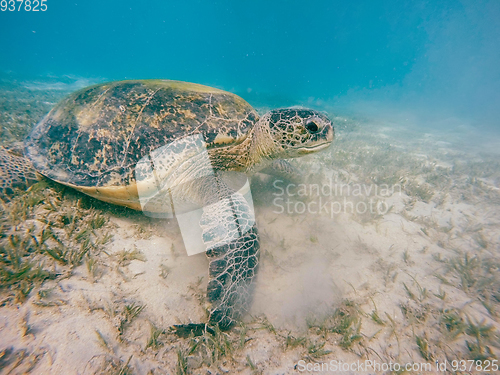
[206,225,259,328]
[198,177,260,329]
[0,146,38,198]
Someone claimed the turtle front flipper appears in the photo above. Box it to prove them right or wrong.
[172,177,260,336]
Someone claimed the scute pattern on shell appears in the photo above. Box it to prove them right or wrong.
[25,80,259,188]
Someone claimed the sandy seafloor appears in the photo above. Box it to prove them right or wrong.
[1,77,500,375]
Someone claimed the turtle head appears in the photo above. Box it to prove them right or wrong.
[260,108,334,159]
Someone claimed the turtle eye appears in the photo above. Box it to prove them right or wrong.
[305,118,320,133]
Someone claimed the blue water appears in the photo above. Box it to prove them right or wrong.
[1,0,499,127]
[2,2,500,373]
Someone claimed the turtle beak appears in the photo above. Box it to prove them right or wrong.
[297,142,331,154]
[322,122,334,143]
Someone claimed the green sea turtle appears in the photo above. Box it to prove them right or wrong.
[0,80,334,333]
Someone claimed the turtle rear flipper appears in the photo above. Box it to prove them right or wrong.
[0,146,38,199]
